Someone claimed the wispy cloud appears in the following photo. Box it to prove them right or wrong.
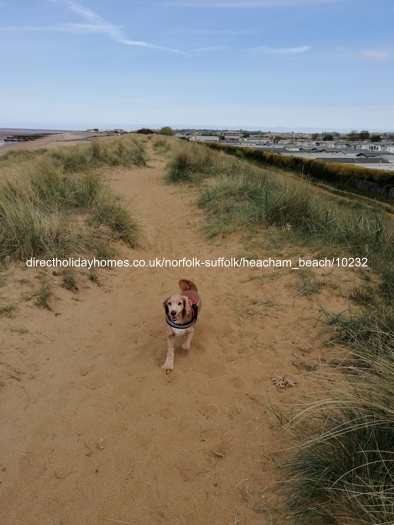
[192,46,231,52]
[174,27,265,36]
[47,0,188,55]
[363,49,389,62]
[253,45,311,55]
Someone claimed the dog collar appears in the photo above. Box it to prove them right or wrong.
[166,302,199,330]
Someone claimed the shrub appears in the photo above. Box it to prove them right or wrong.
[207,143,394,195]
[159,126,175,136]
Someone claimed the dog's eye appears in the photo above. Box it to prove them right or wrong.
[178,302,182,305]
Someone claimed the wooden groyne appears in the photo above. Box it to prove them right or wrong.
[3,133,53,143]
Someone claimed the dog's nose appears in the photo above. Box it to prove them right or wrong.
[170,310,176,316]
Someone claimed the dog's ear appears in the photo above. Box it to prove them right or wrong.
[182,296,192,319]
[163,297,170,314]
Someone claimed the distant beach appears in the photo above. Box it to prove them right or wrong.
[0,129,94,155]
[0,128,73,148]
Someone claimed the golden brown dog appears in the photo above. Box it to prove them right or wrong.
[162,279,201,373]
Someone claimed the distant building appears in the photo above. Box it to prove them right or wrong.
[222,132,241,142]
[189,136,219,143]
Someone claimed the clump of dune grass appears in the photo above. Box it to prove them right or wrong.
[165,142,226,183]
[283,341,394,525]
[47,135,147,171]
[0,303,17,317]
[0,149,46,165]
[62,268,78,292]
[198,169,394,265]
[28,159,103,210]
[165,141,254,184]
[152,136,171,155]
[323,304,394,356]
[34,275,52,309]
[0,140,145,262]
[90,135,148,167]
[198,171,326,234]
[90,189,143,248]
[0,183,81,260]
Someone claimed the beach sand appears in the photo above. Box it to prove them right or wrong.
[0,139,360,524]
[0,131,101,154]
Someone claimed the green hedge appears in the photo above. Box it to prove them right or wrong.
[207,143,394,198]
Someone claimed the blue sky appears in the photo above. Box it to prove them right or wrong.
[1,0,393,131]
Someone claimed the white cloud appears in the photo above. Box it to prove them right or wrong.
[49,0,188,55]
[363,50,389,62]
[177,27,265,36]
[254,45,311,55]
[192,46,230,52]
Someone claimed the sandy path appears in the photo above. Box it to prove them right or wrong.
[0,142,356,524]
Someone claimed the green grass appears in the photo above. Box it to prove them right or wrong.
[284,342,394,525]
[165,142,227,183]
[0,149,46,164]
[165,139,394,524]
[48,135,148,170]
[34,277,52,309]
[0,136,145,262]
[152,136,171,155]
[90,189,142,248]
[166,141,394,300]
[295,269,320,296]
[62,268,78,292]
[323,304,394,355]
[0,303,17,317]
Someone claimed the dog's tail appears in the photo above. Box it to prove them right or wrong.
[179,279,198,293]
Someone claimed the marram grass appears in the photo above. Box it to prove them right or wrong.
[48,135,148,171]
[284,342,394,525]
[166,139,394,524]
[0,137,145,261]
[165,140,394,300]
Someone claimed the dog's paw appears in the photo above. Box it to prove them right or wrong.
[182,342,191,350]
[162,363,173,374]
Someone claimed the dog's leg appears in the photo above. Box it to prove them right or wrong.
[182,327,194,350]
[162,332,176,373]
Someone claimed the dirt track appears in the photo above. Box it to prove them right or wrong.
[0,140,359,524]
